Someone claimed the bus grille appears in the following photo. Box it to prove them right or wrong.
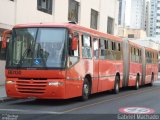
[16,80,47,94]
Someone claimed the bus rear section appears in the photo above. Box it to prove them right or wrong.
[143,47,158,85]
[122,39,158,88]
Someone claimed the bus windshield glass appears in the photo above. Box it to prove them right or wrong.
[6,28,67,69]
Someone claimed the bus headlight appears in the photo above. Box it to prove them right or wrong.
[6,80,15,84]
[48,82,64,86]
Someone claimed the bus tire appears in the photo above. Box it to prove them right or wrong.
[113,76,120,94]
[81,78,90,101]
[150,74,154,86]
[135,79,139,90]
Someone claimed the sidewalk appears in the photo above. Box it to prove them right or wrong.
[0,85,6,98]
[0,60,7,101]
[0,60,5,86]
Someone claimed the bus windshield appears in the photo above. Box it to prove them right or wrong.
[6,28,67,69]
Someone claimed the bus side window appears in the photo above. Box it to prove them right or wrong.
[106,40,108,49]
[100,39,106,59]
[116,42,121,60]
[68,32,79,67]
[118,43,121,51]
[82,34,92,59]
[72,32,79,57]
[111,42,114,50]
[131,47,135,62]
[139,50,142,63]
[93,38,99,59]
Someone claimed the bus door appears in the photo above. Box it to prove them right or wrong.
[92,38,99,93]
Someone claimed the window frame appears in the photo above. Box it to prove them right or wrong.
[68,0,79,23]
[37,0,53,14]
[90,9,98,30]
[107,17,114,35]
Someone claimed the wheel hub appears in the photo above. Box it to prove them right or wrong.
[84,84,89,95]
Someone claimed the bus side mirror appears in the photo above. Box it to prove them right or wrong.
[72,37,78,50]
[0,41,7,60]
[2,30,11,49]
[0,30,11,60]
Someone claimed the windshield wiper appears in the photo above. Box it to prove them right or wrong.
[16,29,38,68]
[16,47,33,68]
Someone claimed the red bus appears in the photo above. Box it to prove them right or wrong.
[1,23,158,100]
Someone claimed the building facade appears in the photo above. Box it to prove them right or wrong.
[118,0,148,38]
[118,0,126,27]
[0,0,119,37]
[118,27,147,39]
[127,0,145,29]
[144,1,150,36]
[149,0,160,37]
[155,0,160,36]
[149,0,157,37]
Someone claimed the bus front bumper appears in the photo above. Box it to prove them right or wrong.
[5,78,66,99]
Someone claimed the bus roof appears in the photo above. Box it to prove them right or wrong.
[128,40,143,49]
[145,46,159,52]
[14,23,122,42]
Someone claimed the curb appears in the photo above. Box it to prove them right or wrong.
[0,97,15,103]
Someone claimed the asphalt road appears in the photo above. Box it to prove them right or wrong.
[0,81,160,120]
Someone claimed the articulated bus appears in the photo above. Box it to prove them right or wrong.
[1,23,158,100]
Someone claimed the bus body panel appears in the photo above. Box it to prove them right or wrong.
[98,60,123,92]
[128,41,143,87]
[93,58,99,93]
[128,62,142,86]
[65,59,93,98]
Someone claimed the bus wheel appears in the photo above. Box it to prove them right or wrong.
[150,74,154,86]
[135,79,139,90]
[81,78,90,101]
[113,76,120,94]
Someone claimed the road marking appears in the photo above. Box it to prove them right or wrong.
[0,109,62,114]
[119,107,155,114]
[62,87,160,113]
